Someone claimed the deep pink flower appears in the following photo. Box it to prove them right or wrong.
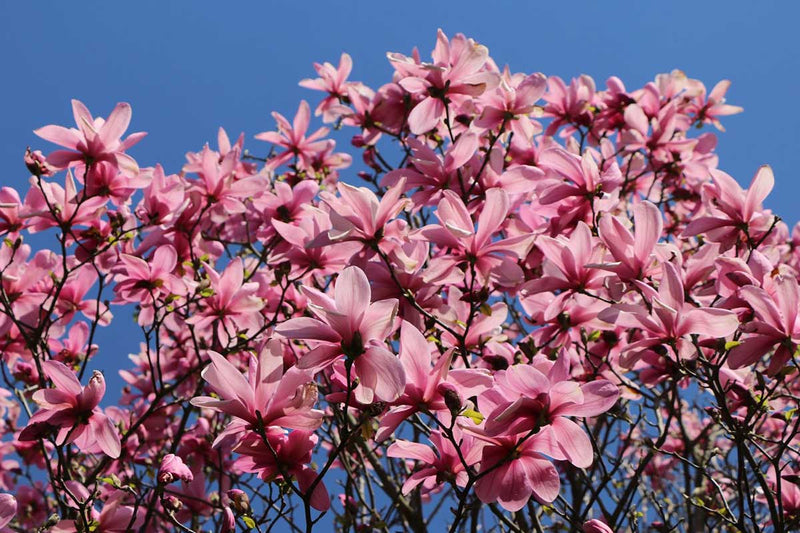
[599,262,739,367]
[474,433,561,510]
[387,429,482,495]
[0,494,15,528]
[276,266,405,403]
[481,356,619,469]
[158,453,194,484]
[375,321,492,441]
[728,275,800,375]
[19,360,120,458]
[234,428,330,511]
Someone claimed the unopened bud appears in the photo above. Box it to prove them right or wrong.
[227,489,250,514]
[439,383,462,416]
[162,495,182,513]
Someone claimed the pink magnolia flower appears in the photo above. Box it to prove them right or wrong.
[136,164,186,225]
[34,99,145,175]
[689,79,744,131]
[583,518,615,533]
[158,453,194,484]
[481,356,619,469]
[271,209,360,279]
[375,321,492,441]
[523,221,607,301]
[19,360,120,458]
[0,187,24,237]
[473,432,561,510]
[599,262,739,367]
[234,428,330,511]
[276,266,405,403]
[299,53,355,122]
[621,101,697,163]
[52,491,144,532]
[595,201,666,284]
[22,170,108,233]
[387,429,482,495]
[190,340,323,447]
[255,100,332,171]
[113,245,186,326]
[390,29,497,134]
[186,259,264,346]
[310,179,409,253]
[475,71,546,137]
[382,136,478,207]
[728,275,800,375]
[421,188,534,286]
[683,165,775,250]
[542,75,596,136]
[55,265,112,326]
[538,148,621,206]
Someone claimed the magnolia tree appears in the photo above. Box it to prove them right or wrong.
[0,29,797,532]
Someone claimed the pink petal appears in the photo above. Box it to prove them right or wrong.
[99,103,132,145]
[42,360,82,396]
[89,413,121,458]
[275,317,341,343]
[549,417,593,468]
[334,266,371,326]
[355,346,406,402]
[34,125,81,149]
[743,165,774,221]
[407,97,445,135]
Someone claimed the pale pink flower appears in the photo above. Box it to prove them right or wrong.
[191,340,323,447]
[186,259,264,345]
[390,29,497,134]
[255,100,332,171]
[683,166,775,250]
[34,99,145,175]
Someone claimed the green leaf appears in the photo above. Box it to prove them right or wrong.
[243,516,256,529]
[461,408,484,425]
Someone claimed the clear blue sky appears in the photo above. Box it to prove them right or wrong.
[2,1,798,385]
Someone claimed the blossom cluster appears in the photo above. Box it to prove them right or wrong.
[0,29,796,532]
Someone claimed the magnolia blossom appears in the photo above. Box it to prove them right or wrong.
[19,361,120,458]
[276,266,405,403]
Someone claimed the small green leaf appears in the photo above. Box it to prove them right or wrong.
[243,516,256,529]
[461,408,484,425]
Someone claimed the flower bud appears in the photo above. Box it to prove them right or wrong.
[158,454,193,485]
[162,495,182,513]
[226,489,250,514]
[583,519,614,533]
